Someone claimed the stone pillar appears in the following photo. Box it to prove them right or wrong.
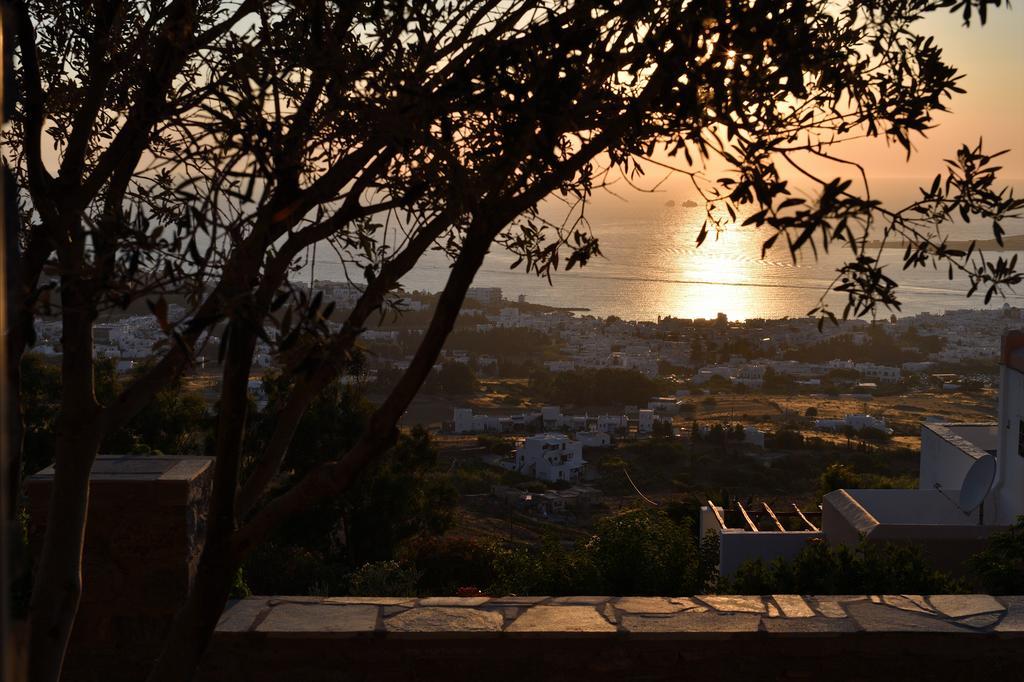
[26,455,212,682]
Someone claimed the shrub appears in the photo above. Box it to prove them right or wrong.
[405,537,497,596]
[722,538,965,594]
[969,517,1024,594]
[348,561,420,597]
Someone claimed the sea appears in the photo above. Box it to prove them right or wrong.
[296,179,1024,322]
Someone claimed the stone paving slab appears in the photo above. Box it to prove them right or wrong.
[697,596,765,613]
[929,595,1005,619]
[846,601,972,633]
[506,605,616,634]
[612,597,691,614]
[807,597,850,618]
[417,597,491,607]
[772,595,814,618]
[880,595,934,615]
[213,595,1022,640]
[619,611,761,635]
[384,606,503,636]
[255,603,379,637]
[323,597,416,606]
[547,596,611,606]
[995,597,1024,633]
[217,599,269,633]
[667,597,707,611]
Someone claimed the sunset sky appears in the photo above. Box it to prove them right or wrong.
[847,4,1024,179]
[629,4,1024,206]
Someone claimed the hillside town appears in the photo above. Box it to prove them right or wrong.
[29,282,1020,384]
[22,281,1016,537]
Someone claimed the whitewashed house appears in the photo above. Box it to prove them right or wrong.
[452,408,501,434]
[515,433,586,483]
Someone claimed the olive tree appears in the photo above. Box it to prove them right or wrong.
[2,1,1020,681]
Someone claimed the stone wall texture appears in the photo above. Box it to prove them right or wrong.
[198,594,1024,682]
[26,456,212,682]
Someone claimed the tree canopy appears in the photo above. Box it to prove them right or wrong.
[2,1,1021,680]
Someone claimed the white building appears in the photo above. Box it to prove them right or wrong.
[493,307,520,327]
[452,408,501,434]
[541,405,563,429]
[597,414,629,434]
[815,414,889,433]
[700,331,1024,577]
[821,330,1024,573]
[467,287,503,306]
[734,364,766,388]
[515,433,586,483]
[637,409,656,433]
[855,362,901,384]
[575,431,611,448]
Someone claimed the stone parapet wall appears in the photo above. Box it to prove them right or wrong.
[26,456,213,682]
[199,594,1024,681]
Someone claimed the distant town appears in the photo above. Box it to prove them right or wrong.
[27,277,1014,578]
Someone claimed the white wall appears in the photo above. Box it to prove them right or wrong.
[919,423,994,493]
[718,530,823,576]
[994,354,1024,524]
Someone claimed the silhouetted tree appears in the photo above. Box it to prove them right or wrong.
[3,1,1021,680]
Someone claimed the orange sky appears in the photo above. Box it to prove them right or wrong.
[842,5,1024,179]
[627,5,1024,206]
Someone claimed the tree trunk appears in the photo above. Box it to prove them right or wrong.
[27,283,101,682]
[145,319,256,682]
[144,223,497,681]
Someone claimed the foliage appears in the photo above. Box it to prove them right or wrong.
[722,538,965,594]
[445,328,553,358]
[18,354,61,478]
[770,428,806,448]
[586,508,701,595]
[820,462,861,495]
[968,517,1024,594]
[529,368,666,407]
[788,327,946,365]
[435,362,479,395]
[347,561,420,598]
[489,508,706,596]
[244,381,457,593]
[819,462,915,496]
[650,419,675,439]
[477,434,515,458]
[19,354,210,474]
[403,537,498,596]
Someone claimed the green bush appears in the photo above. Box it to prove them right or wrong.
[969,517,1024,594]
[488,508,707,596]
[722,538,965,594]
[348,561,420,597]
[405,537,498,596]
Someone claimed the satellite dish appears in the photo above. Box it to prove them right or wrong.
[959,454,997,513]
